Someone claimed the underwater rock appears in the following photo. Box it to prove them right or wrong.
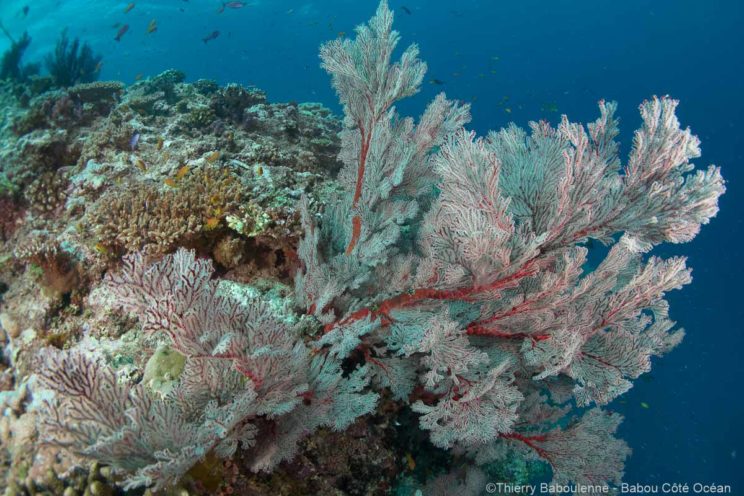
[212,83,267,122]
[67,81,123,105]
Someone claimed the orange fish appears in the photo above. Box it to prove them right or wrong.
[175,165,190,179]
[405,452,416,471]
[164,178,178,188]
[205,151,220,163]
[134,158,146,171]
[204,217,221,230]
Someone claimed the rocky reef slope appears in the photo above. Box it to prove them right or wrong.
[0,72,421,496]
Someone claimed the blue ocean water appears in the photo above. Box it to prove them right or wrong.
[1,0,741,490]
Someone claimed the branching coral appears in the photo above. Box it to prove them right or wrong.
[90,167,243,256]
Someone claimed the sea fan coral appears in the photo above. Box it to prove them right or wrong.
[36,248,376,489]
[297,0,724,488]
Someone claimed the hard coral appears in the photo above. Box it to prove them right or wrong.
[24,170,69,216]
[91,167,243,256]
[13,235,79,298]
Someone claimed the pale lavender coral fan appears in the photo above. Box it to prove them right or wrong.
[35,249,377,489]
[33,0,724,491]
[298,0,723,488]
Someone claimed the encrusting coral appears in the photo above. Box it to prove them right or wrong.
[0,1,725,495]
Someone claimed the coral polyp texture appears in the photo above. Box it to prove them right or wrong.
[0,1,724,495]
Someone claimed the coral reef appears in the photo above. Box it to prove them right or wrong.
[0,37,347,493]
[0,1,725,495]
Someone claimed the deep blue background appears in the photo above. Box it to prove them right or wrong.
[2,0,741,489]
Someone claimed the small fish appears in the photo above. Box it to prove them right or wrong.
[94,242,109,255]
[175,165,190,179]
[134,73,144,81]
[94,61,103,73]
[115,24,129,42]
[147,19,158,34]
[204,217,221,230]
[504,107,512,114]
[124,2,135,14]
[640,401,650,409]
[156,136,164,150]
[541,102,559,113]
[401,6,412,15]
[218,1,246,13]
[164,177,178,188]
[255,165,263,176]
[20,5,30,17]
[202,30,220,43]
[134,158,147,171]
[429,78,445,85]
[405,452,416,471]
[337,31,346,38]
[205,151,220,162]
[129,132,140,151]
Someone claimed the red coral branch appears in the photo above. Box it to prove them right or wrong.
[325,258,541,333]
[500,432,553,463]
